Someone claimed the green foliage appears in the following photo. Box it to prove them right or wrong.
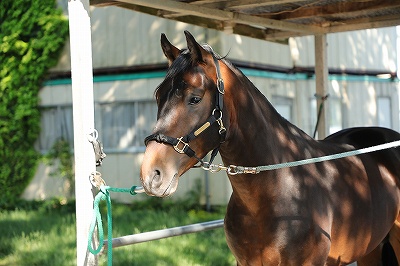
[1,196,75,214]
[0,0,68,207]
[44,138,75,196]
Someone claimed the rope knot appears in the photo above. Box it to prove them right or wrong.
[87,176,142,265]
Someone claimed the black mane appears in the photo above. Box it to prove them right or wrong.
[155,44,230,104]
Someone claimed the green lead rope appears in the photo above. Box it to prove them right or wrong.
[88,185,139,266]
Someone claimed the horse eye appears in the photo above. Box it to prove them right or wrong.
[189,96,202,105]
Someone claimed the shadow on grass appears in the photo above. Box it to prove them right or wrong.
[0,199,234,266]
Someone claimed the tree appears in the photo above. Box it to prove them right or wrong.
[0,0,68,207]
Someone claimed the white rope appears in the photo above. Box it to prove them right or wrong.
[204,140,400,175]
[255,140,400,172]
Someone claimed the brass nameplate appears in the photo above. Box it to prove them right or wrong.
[194,122,211,136]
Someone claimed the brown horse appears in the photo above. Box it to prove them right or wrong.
[140,31,400,265]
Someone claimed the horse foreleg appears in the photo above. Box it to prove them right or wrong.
[387,218,400,265]
[356,244,382,266]
[356,215,400,266]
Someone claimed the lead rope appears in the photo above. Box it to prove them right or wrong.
[87,171,144,266]
[202,139,400,175]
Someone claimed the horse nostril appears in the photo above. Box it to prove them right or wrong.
[152,169,162,186]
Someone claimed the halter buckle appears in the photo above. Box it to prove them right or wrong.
[173,137,189,154]
[217,78,225,94]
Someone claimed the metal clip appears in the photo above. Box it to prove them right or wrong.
[88,129,106,166]
[90,171,106,188]
[227,165,259,175]
[209,164,225,173]
[202,162,226,173]
[217,118,226,135]
[173,137,189,154]
[241,167,259,174]
[217,78,225,94]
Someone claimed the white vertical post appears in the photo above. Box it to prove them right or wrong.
[68,0,97,265]
[314,34,329,139]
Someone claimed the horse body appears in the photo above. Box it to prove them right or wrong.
[140,31,400,265]
[218,68,400,264]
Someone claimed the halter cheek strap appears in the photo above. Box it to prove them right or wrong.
[144,55,226,166]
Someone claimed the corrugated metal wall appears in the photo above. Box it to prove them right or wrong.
[23,6,399,205]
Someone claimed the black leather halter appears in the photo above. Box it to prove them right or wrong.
[144,56,226,166]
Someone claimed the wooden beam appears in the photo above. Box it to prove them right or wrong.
[314,34,329,139]
[198,0,307,10]
[230,24,289,44]
[263,0,400,20]
[322,14,400,34]
[263,29,309,41]
[191,0,228,5]
[115,0,322,34]
[91,0,400,41]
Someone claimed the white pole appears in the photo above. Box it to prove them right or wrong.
[68,0,97,265]
[314,34,329,139]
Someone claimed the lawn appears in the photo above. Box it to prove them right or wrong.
[0,198,235,266]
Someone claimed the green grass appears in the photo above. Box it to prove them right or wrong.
[0,200,235,266]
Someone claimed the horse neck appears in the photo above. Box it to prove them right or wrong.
[218,67,316,201]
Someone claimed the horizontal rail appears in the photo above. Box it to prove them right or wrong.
[104,219,224,249]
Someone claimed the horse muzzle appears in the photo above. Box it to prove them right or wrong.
[140,142,180,197]
[141,171,179,197]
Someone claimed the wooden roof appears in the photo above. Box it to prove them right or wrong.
[91,0,400,42]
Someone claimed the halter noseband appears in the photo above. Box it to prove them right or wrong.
[144,56,226,166]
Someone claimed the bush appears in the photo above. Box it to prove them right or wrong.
[44,138,75,196]
[0,0,68,207]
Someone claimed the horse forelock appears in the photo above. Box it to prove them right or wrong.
[155,49,191,104]
[154,44,237,104]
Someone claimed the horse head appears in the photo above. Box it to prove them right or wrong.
[140,31,226,197]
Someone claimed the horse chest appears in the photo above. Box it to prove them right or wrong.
[224,191,331,265]
[224,213,331,265]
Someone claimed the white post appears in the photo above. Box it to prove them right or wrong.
[314,34,329,139]
[68,0,97,265]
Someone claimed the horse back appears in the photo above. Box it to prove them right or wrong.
[324,126,400,178]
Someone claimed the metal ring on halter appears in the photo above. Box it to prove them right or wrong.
[201,161,211,171]
[227,165,239,175]
[89,171,106,188]
[212,109,223,120]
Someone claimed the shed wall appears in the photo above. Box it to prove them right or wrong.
[24,7,399,205]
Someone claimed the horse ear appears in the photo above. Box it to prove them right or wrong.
[161,33,181,66]
[184,30,209,64]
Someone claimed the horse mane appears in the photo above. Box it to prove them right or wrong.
[155,44,240,104]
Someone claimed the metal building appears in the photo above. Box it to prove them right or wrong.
[23,5,399,205]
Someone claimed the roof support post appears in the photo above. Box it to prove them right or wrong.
[68,0,97,265]
[314,34,329,139]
